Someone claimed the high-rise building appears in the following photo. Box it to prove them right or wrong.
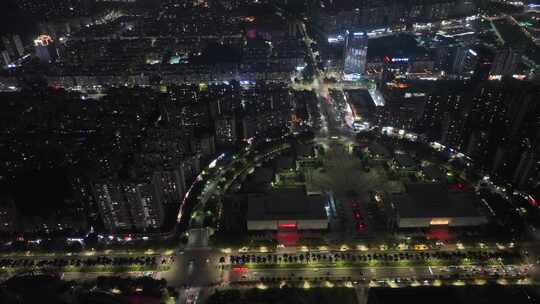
[0,197,17,233]
[343,31,368,79]
[17,0,94,19]
[181,155,202,182]
[33,35,55,63]
[490,48,520,77]
[513,149,540,189]
[315,0,471,35]
[94,181,165,232]
[381,78,539,188]
[153,170,186,206]
[194,133,216,158]
[1,50,11,66]
[419,81,468,145]
[13,35,24,57]
[2,36,16,58]
[215,115,237,145]
[452,47,478,76]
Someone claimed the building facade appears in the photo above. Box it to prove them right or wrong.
[343,31,368,79]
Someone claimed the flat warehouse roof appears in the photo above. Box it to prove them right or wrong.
[393,183,483,219]
[247,188,327,221]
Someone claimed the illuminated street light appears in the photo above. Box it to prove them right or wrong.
[474,279,487,285]
[357,245,368,251]
[397,243,408,250]
[517,278,531,285]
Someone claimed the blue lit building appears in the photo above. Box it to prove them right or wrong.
[343,31,368,79]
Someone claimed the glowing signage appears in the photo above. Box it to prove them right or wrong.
[430,218,450,225]
[343,73,361,81]
[278,223,297,229]
[391,57,409,62]
[404,92,426,98]
[327,35,344,43]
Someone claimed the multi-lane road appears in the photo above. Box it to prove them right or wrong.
[148,237,534,287]
[2,242,531,286]
[228,265,512,283]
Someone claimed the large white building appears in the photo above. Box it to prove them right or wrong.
[246,188,328,231]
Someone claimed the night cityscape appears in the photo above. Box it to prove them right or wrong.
[0,0,540,303]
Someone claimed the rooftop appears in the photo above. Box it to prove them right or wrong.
[247,188,327,221]
[274,155,295,171]
[243,167,274,193]
[394,153,417,168]
[367,34,429,60]
[368,142,391,158]
[393,183,483,219]
[422,164,445,181]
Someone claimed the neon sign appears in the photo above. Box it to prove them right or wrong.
[391,57,409,62]
[278,223,297,229]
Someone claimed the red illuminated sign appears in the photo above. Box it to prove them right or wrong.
[278,223,297,229]
[527,195,538,207]
[233,267,249,273]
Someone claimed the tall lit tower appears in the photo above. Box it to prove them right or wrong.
[343,31,368,80]
[33,34,54,63]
